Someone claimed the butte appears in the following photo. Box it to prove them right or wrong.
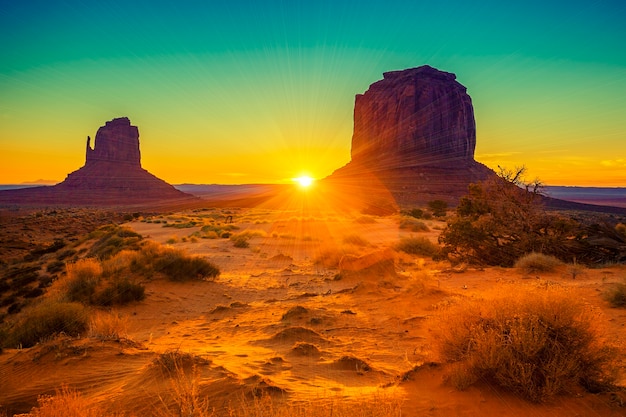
[325,65,495,207]
[0,117,195,207]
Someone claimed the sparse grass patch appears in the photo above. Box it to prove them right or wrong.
[436,287,616,402]
[604,280,626,308]
[14,385,122,417]
[395,236,440,257]
[514,252,563,274]
[87,225,142,260]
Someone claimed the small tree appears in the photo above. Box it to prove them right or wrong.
[427,200,448,217]
[440,166,579,266]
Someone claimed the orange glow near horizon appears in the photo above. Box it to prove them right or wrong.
[294,175,315,188]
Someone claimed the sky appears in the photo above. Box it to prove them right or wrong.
[1,0,626,187]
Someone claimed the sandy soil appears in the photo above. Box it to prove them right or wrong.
[1,205,625,416]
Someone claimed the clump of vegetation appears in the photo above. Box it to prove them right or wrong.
[89,311,129,340]
[65,259,102,303]
[604,280,626,308]
[398,217,429,232]
[152,247,220,281]
[4,301,89,348]
[427,200,448,217]
[64,258,145,306]
[436,287,615,402]
[199,224,238,239]
[87,225,142,260]
[440,167,581,266]
[395,236,440,257]
[514,252,563,274]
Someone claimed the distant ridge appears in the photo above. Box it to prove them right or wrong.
[0,117,196,207]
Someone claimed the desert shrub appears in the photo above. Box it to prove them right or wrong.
[604,280,626,308]
[154,250,220,282]
[514,252,563,274]
[398,217,429,232]
[65,259,102,303]
[395,237,440,257]
[342,234,369,247]
[436,288,615,402]
[5,301,89,348]
[94,277,145,306]
[231,235,250,248]
[616,223,626,237]
[427,200,448,217]
[404,208,424,219]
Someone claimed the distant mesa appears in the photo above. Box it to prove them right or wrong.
[0,117,195,207]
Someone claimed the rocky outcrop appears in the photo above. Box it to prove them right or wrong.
[351,65,476,168]
[327,65,494,206]
[0,117,196,207]
[86,117,141,166]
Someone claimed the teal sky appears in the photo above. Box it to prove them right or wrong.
[1,0,626,186]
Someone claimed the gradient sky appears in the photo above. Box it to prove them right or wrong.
[1,0,626,186]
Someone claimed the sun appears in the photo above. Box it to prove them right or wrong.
[294,175,314,188]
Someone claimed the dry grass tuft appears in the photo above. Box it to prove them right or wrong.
[514,252,563,274]
[436,287,616,402]
[88,310,129,340]
[14,385,128,417]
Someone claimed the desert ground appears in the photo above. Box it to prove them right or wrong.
[0,200,625,416]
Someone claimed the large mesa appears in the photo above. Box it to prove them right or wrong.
[327,65,494,206]
[351,65,476,167]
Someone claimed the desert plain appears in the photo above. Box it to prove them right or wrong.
[0,195,625,417]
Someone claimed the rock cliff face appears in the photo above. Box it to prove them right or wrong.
[0,117,195,206]
[327,65,493,206]
[86,117,141,166]
[351,65,476,168]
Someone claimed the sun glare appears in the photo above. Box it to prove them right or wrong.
[294,175,314,188]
